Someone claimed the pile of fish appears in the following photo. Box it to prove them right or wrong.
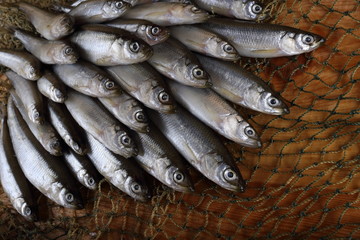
[0,0,324,221]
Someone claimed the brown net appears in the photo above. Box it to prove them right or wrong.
[0,0,359,239]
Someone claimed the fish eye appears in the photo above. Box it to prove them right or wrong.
[135,111,147,123]
[64,47,73,55]
[223,168,236,181]
[65,193,74,203]
[151,27,160,36]
[121,135,132,147]
[51,140,61,149]
[115,1,123,8]
[87,177,96,186]
[158,91,170,103]
[223,44,235,53]
[23,206,32,216]
[131,183,142,193]
[191,6,201,13]
[129,42,140,53]
[28,66,35,74]
[252,4,262,14]
[245,126,256,137]
[302,35,315,45]
[105,80,115,90]
[268,97,280,106]
[72,142,80,151]
[192,67,205,79]
[54,89,65,99]
[173,171,184,183]
[32,111,40,119]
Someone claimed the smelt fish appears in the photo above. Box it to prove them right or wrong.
[37,70,67,103]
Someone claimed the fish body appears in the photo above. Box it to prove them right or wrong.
[37,70,67,103]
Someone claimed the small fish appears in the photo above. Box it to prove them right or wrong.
[47,101,87,155]
[106,19,170,46]
[131,125,194,192]
[196,54,289,115]
[64,90,137,158]
[147,37,211,88]
[167,80,261,148]
[18,2,74,40]
[201,18,325,58]
[7,97,83,209]
[106,63,175,113]
[169,25,239,61]
[98,93,150,133]
[86,132,150,201]
[0,49,41,80]
[53,61,120,97]
[70,0,141,7]
[148,106,246,192]
[69,25,153,66]
[6,71,44,124]
[122,2,210,26]
[37,70,67,103]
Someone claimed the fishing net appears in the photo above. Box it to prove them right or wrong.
[0,0,359,239]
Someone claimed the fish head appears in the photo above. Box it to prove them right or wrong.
[23,62,41,80]
[234,0,264,20]
[150,86,175,113]
[47,138,63,156]
[102,0,131,18]
[207,37,240,60]
[52,43,79,64]
[124,176,150,202]
[142,24,170,46]
[119,38,153,63]
[215,161,246,192]
[184,62,212,88]
[28,106,43,124]
[183,4,210,22]
[69,138,87,155]
[50,86,67,103]
[114,129,138,157]
[51,14,74,39]
[120,97,149,132]
[58,187,84,209]
[99,75,121,96]
[164,165,194,192]
[13,198,37,221]
[81,171,98,190]
[259,91,289,115]
[280,31,325,55]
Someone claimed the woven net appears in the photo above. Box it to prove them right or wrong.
[0,0,359,239]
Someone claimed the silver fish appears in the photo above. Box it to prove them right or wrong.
[18,2,74,40]
[169,25,239,61]
[70,0,141,7]
[167,80,261,148]
[122,2,210,26]
[201,18,325,58]
[131,125,194,192]
[148,107,246,192]
[53,61,120,97]
[106,19,170,46]
[64,90,137,158]
[10,91,63,156]
[196,54,289,115]
[98,93,149,133]
[37,70,67,103]
[63,149,101,190]
[47,101,87,155]
[106,63,175,113]
[6,71,44,124]
[0,114,37,221]
[69,25,153,66]
[0,49,41,81]
[147,37,211,88]
[151,0,193,4]
[7,97,83,209]
[86,132,150,201]
[13,29,78,65]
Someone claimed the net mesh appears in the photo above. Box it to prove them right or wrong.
[0,0,359,239]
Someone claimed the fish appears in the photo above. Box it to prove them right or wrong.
[196,54,289,115]
[167,80,261,148]
[147,37,211,88]
[52,61,120,98]
[86,132,150,201]
[121,2,210,26]
[47,101,87,155]
[169,25,239,61]
[13,29,78,65]
[18,2,74,40]
[6,71,44,124]
[10,91,63,156]
[192,0,265,20]
[0,49,42,81]
[98,93,150,133]
[63,149,101,190]
[69,0,141,7]
[201,18,325,58]
[37,70,67,103]
[69,24,153,66]
[105,63,175,113]
[0,111,37,221]
[148,106,246,192]
[131,125,194,192]
[64,90,137,158]
[105,19,170,46]
[7,97,83,209]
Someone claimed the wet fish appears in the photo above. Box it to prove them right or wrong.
[63,149,101,190]
[122,2,210,26]
[106,19,170,46]
[64,90,137,158]
[7,97,83,209]
[151,0,193,3]
[167,80,261,148]
[196,54,289,115]
[70,0,141,7]
[131,125,194,192]
[98,93,149,133]
[47,101,87,155]
[201,18,325,58]
[18,2,74,40]
[147,37,211,88]
[0,49,41,80]
[37,70,67,103]
[86,132,150,201]
[53,61,120,97]
[106,63,175,113]
[69,25,153,66]
[6,71,44,124]
[148,106,246,192]
[169,25,239,60]
[10,91,63,156]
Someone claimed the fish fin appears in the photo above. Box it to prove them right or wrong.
[250,49,280,54]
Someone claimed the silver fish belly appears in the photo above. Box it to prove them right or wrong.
[37,70,67,103]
